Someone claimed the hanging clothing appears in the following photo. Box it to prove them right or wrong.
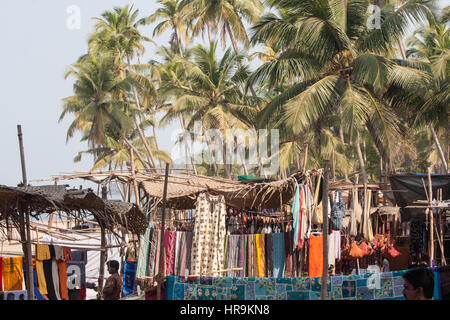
[191,193,227,277]
[305,185,314,239]
[284,231,294,277]
[292,184,302,249]
[136,223,152,278]
[328,232,336,267]
[122,260,137,297]
[265,233,273,277]
[308,235,323,277]
[272,233,286,278]
[0,257,2,291]
[350,188,359,237]
[35,260,48,295]
[51,260,61,300]
[58,261,69,300]
[54,246,64,261]
[311,175,323,224]
[334,230,341,261]
[361,190,374,242]
[36,244,51,261]
[331,189,345,231]
[2,257,23,291]
[164,230,177,276]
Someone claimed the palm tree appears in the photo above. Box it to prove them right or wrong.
[60,55,152,169]
[249,0,433,182]
[159,41,261,178]
[391,11,449,173]
[183,0,264,54]
[89,5,159,168]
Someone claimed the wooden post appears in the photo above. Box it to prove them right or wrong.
[130,148,140,207]
[97,185,108,300]
[321,160,329,300]
[427,168,434,267]
[17,124,34,300]
[157,163,170,300]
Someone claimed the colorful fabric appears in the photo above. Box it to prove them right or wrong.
[272,233,286,278]
[164,230,177,276]
[2,257,24,291]
[0,257,2,291]
[292,185,301,249]
[331,189,345,231]
[136,223,152,279]
[63,247,72,262]
[36,244,51,261]
[166,269,430,300]
[122,260,137,297]
[35,260,48,295]
[308,235,323,278]
[58,261,69,300]
[191,193,227,277]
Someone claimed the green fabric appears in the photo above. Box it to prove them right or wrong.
[238,175,266,182]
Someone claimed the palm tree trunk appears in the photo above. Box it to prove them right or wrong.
[338,105,349,180]
[205,135,218,176]
[429,124,448,173]
[365,119,393,174]
[103,107,151,169]
[226,23,239,54]
[355,130,368,183]
[126,57,157,168]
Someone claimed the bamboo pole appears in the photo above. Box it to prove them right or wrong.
[17,124,34,300]
[157,163,170,300]
[321,160,329,300]
[427,168,434,267]
[97,186,108,300]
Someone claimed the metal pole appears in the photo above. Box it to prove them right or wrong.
[157,162,170,300]
[321,160,330,300]
[17,124,35,300]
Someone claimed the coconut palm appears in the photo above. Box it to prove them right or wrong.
[249,0,433,182]
[183,0,264,53]
[389,12,449,173]
[60,55,152,169]
[89,5,160,168]
[159,41,262,178]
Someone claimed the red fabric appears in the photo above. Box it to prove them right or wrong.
[297,187,304,250]
[308,235,323,277]
[0,257,3,291]
[164,231,177,276]
[79,283,86,300]
[63,247,72,261]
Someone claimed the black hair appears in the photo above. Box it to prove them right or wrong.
[107,260,120,270]
[402,267,434,299]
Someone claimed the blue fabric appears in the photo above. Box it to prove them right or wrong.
[122,261,137,297]
[433,267,442,300]
[292,185,300,248]
[165,270,438,300]
[21,256,46,300]
[271,233,286,278]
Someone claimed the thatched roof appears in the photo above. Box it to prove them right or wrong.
[0,185,146,234]
[140,172,307,209]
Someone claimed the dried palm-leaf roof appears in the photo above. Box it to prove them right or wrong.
[0,185,146,234]
[140,172,307,209]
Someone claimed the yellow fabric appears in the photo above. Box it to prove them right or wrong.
[255,234,261,277]
[36,244,51,261]
[2,257,23,291]
[258,235,266,277]
[35,260,48,295]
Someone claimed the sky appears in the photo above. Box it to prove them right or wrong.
[0,0,175,189]
[0,0,447,190]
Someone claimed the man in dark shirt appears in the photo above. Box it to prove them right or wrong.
[102,260,122,300]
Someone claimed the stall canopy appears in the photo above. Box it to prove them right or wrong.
[0,184,147,234]
[139,172,307,209]
[389,173,450,221]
